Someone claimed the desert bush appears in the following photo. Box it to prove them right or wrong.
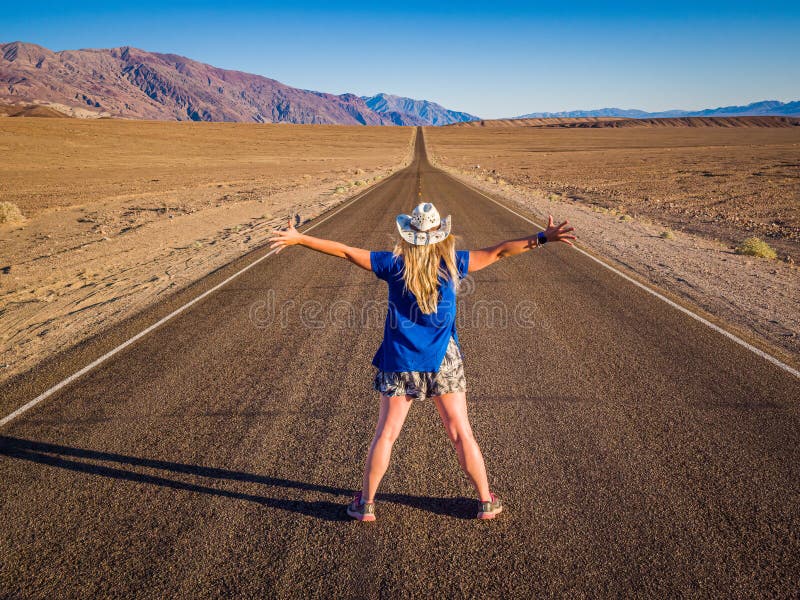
[334,186,346,194]
[0,202,24,224]
[660,230,675,239]
[735,237,777,260]
[619,214,633,222]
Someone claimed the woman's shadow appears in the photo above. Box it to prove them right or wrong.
[0,436,476,521]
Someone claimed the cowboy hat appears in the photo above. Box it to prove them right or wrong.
[396,202,451,245]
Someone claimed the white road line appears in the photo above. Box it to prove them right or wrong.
[451,175,800,380]
[0,174,398,428]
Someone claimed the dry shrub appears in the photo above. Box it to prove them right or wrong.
[0,202,25,224]
[660,230,676,239]
[735,237,777,260]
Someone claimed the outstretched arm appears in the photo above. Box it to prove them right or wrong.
[469,214,575,273]
[268,221,371,270]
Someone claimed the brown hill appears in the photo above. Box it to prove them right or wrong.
[451,116,800,128]
[0,101,70,117]
[0,41,394,124]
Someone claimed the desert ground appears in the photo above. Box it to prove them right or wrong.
[2,119,798,385]
[2,129,798,598]
[0,120,414,383]
[425,123,800,359]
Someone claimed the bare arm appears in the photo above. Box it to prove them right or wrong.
[268,222,371,270]
[469,214,576,273]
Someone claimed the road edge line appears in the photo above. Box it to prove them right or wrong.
[0,172,398,428]
[448,173,800,380]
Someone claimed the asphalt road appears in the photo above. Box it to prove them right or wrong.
[2,128,799,598]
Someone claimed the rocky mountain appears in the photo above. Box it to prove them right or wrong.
[361,93,479,126]
[0,41,477,125]
[514,100,800,119]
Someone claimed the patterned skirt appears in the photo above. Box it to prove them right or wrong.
[373,336,467,400]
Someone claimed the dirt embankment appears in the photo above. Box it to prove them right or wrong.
[0,101,72,118]
[0,120,415,383]
[425,125,800,360]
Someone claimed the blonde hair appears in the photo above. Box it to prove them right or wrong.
[394,235,460,314]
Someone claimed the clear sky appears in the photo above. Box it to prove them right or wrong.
[3,1,799,119]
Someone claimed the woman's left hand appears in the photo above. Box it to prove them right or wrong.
[268,219,303,253]
[543,215,576,246]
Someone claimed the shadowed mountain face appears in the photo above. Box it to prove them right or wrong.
[361,93,479,126]
[515,100,800,119]
[0,42,477,125]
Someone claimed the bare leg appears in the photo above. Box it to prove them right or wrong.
[361,394,413,503]
[433,392,492,502]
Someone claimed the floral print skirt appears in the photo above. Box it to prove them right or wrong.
[373,337,467,400]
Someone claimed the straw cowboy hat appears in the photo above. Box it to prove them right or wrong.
[396,202,451,245]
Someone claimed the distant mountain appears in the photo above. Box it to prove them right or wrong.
[361,93,479,126]
[514,100,800,119]
[0,41,476,125]
[452,116,800,128]
[515,108,652,119]
[682,100,800,117]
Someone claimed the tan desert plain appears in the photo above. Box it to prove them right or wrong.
[0,119,414,383]
[426,121,800,361]
[0,117,798,390]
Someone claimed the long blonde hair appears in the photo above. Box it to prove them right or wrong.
[394,235,460,314]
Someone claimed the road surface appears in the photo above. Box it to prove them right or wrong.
[2,128,798,598]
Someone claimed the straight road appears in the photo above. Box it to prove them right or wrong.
[1,128,798,598]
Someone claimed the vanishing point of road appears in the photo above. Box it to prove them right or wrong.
[1,128,798,598]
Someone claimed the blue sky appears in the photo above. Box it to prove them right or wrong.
[3,1,799,118]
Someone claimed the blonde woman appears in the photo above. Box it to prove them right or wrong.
[269,202,575,521]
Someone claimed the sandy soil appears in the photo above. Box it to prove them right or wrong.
[425,126,799,360]
[428,127,800,256]
[0,120,414,383]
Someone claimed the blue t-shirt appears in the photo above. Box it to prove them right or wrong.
[370,250,470,372]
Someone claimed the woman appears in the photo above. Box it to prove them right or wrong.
[269,202,575,521]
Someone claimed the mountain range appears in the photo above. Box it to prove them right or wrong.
[361,93,478,126]
[0,41,478,126]
[3,41,797,125]
[514,100,800,119]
